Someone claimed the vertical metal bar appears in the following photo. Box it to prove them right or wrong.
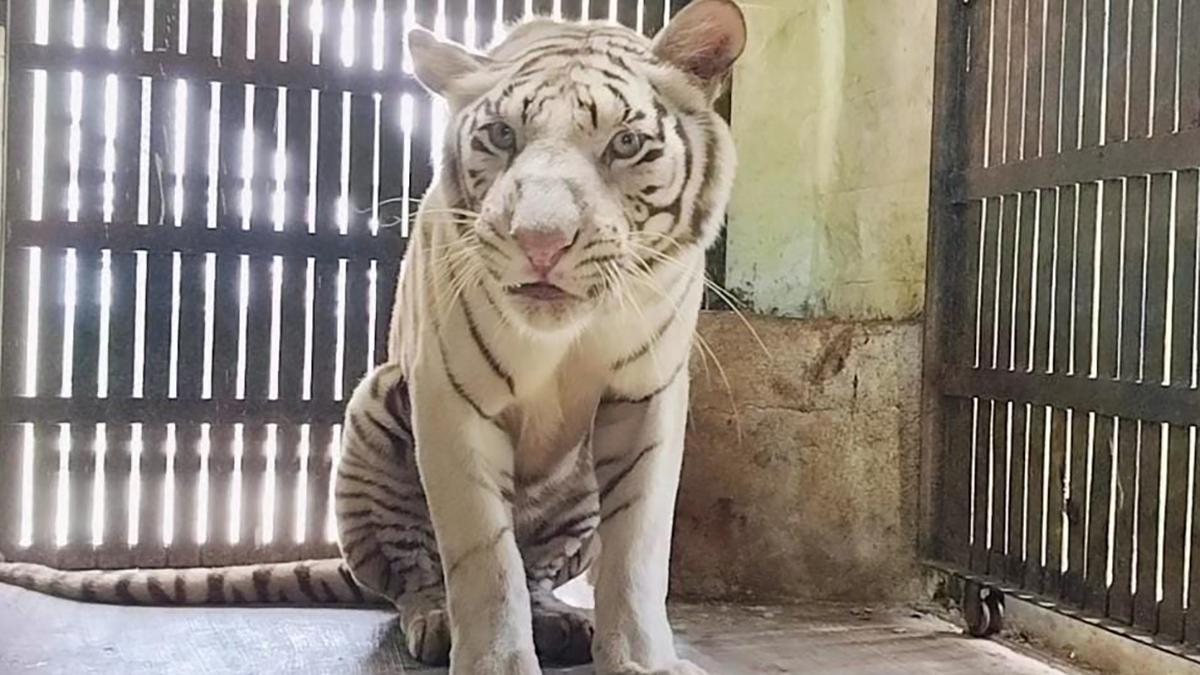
[342,260,372,396]
[135,424,167,567]
[375,259,400,365]
[275,424,303,553]
[77,73,109,225]
[642,0,665,37]
[1159,423,1189,641]
[62,425,96,569]
[1097,180,1123,379]
[988,0,1011,166]
[1040,0,1065,156]
[143,254,174,401]
[447,0,469,42]
[169,423,202,567]
[1044,406,1068,595]
[0,424,24,557]
[304,425,333,550]
[1145,173,1172,384]
[1065,409,1087,603]
[1007,402,1029,581]
[71,252,101,404]
[257,0,284,65]
[1121,178,1148,383]
[171,258,206,563]
[314,91,344,237]
[616,0,638,29]
[283,86,313,233]
[1078,0,1104,147]
[974,400,994,572]
[964,0,993,166]
[1134,422,1162,630]
[1153,0,1180,137]
[250,86,281,231]
[211,254,240,405]
[244,259,273,402]
[502,0,527,24]
[1058,0,1083,151]
[560,0,584,21]
[1180,0,1200,130]
[1022,0,1045,161]
[278,258,308,401]
[1128,0,1153,139]
[203,424,235,565]
[1025,405,1047,590]
[188,0,215,56]
[27,425,60,565]
[1171,171,1199,388]
[1015,195,1036,370]
[1004,0,1026,164]
[97,424,132,568]
[1105,0,1130,145]
[310,261,340,404]
[240,423,267,554]
[1033,190,1057,374]
[980,199,1002,369]
[1053,186,1076,376]
[996,195,1017,370]
[1085,415,1113,613]
[1109,417,1137,624]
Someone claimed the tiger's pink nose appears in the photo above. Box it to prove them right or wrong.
[514,229,572,276]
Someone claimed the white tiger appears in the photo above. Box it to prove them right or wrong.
[0,2,746,673]
[382,2,744,672]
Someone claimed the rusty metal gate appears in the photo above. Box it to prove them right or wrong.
[923,0,1200,655]
[0,1,685,572]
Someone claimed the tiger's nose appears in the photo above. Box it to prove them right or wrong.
[514,229,573,276]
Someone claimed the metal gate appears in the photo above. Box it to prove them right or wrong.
[0,1,683,571]
[923,0,1200,655]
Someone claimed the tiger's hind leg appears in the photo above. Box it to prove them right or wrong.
[520,472,601,666]
[337,364,450,665]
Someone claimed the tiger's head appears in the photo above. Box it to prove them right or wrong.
[409,0,745,334]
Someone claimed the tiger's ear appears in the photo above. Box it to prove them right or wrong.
[407,29,488,103]
[652,0,747,98]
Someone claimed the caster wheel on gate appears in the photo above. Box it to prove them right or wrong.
[981,587,1005,636]
[963,582,1005,638]
[966,598,992,637]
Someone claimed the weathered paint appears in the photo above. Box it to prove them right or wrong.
[725,0,936,320]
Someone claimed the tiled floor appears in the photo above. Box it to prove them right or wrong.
[0,584,1076,674]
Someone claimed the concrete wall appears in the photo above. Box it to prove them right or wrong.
[724,0,936,321]
[670,1,937,602]
[674,313,924,602]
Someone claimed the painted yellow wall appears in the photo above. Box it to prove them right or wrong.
[726,0,936,320]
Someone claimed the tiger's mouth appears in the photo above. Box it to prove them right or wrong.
[507,282,576,302]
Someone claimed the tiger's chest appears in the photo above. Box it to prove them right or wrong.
[497,356,607,487]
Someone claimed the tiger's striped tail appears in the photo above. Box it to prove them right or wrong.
[0,558,383,606]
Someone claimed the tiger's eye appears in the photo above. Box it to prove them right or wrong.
[608,130,644,160]
[486,122,517,151]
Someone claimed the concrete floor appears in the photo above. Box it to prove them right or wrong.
[0,584,1077,674]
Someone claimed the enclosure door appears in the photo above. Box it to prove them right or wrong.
[923,0,1200,651]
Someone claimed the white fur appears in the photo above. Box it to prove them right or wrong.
[394,3,745,673]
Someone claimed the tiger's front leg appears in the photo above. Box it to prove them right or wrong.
[410,363,540,675]
[590,374,704,675]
